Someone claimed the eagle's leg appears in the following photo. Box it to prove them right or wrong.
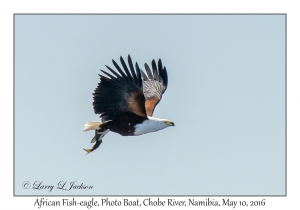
[91,129,109,143]
[83,129,109,155]
[83,139,102,155]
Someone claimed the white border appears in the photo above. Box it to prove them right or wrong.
[2,0,298,209]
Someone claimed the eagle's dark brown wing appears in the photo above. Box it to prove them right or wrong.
[140,59,168,117]
[93,55,147,121]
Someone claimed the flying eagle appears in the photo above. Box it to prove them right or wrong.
[83,55,174,154]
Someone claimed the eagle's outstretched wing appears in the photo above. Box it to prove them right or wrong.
[140,59,168,117]
[93,55,147,121]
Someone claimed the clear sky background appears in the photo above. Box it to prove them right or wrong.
[14,14,285,196]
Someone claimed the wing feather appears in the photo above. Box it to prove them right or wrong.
[100,70,117,80]
[140,58,168,116]
[93,55,147,121]
[112,59,127,77]
[135,62,142,87]
[105,65,122,79]
[128,55,138,83]
[140,69,148,81]
[151,59,159,81]
[144,63,153,80]
[120,56,133,79]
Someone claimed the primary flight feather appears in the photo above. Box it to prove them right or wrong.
[83,55,174,154]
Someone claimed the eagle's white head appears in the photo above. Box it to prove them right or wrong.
[134,116,175,136]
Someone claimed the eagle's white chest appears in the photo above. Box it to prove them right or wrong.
[134,117,167,136]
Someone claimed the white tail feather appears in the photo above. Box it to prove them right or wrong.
[83,122,102,132]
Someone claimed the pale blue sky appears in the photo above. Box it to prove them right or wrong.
[15,14,285,195]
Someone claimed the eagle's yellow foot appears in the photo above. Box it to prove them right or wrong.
[83,148,93,155]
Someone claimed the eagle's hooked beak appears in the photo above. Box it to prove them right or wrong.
[170,122,175,127]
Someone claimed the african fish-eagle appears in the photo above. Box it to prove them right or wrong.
[83,55,174,154]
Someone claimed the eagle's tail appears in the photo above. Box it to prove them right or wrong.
[83,121,102,132]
